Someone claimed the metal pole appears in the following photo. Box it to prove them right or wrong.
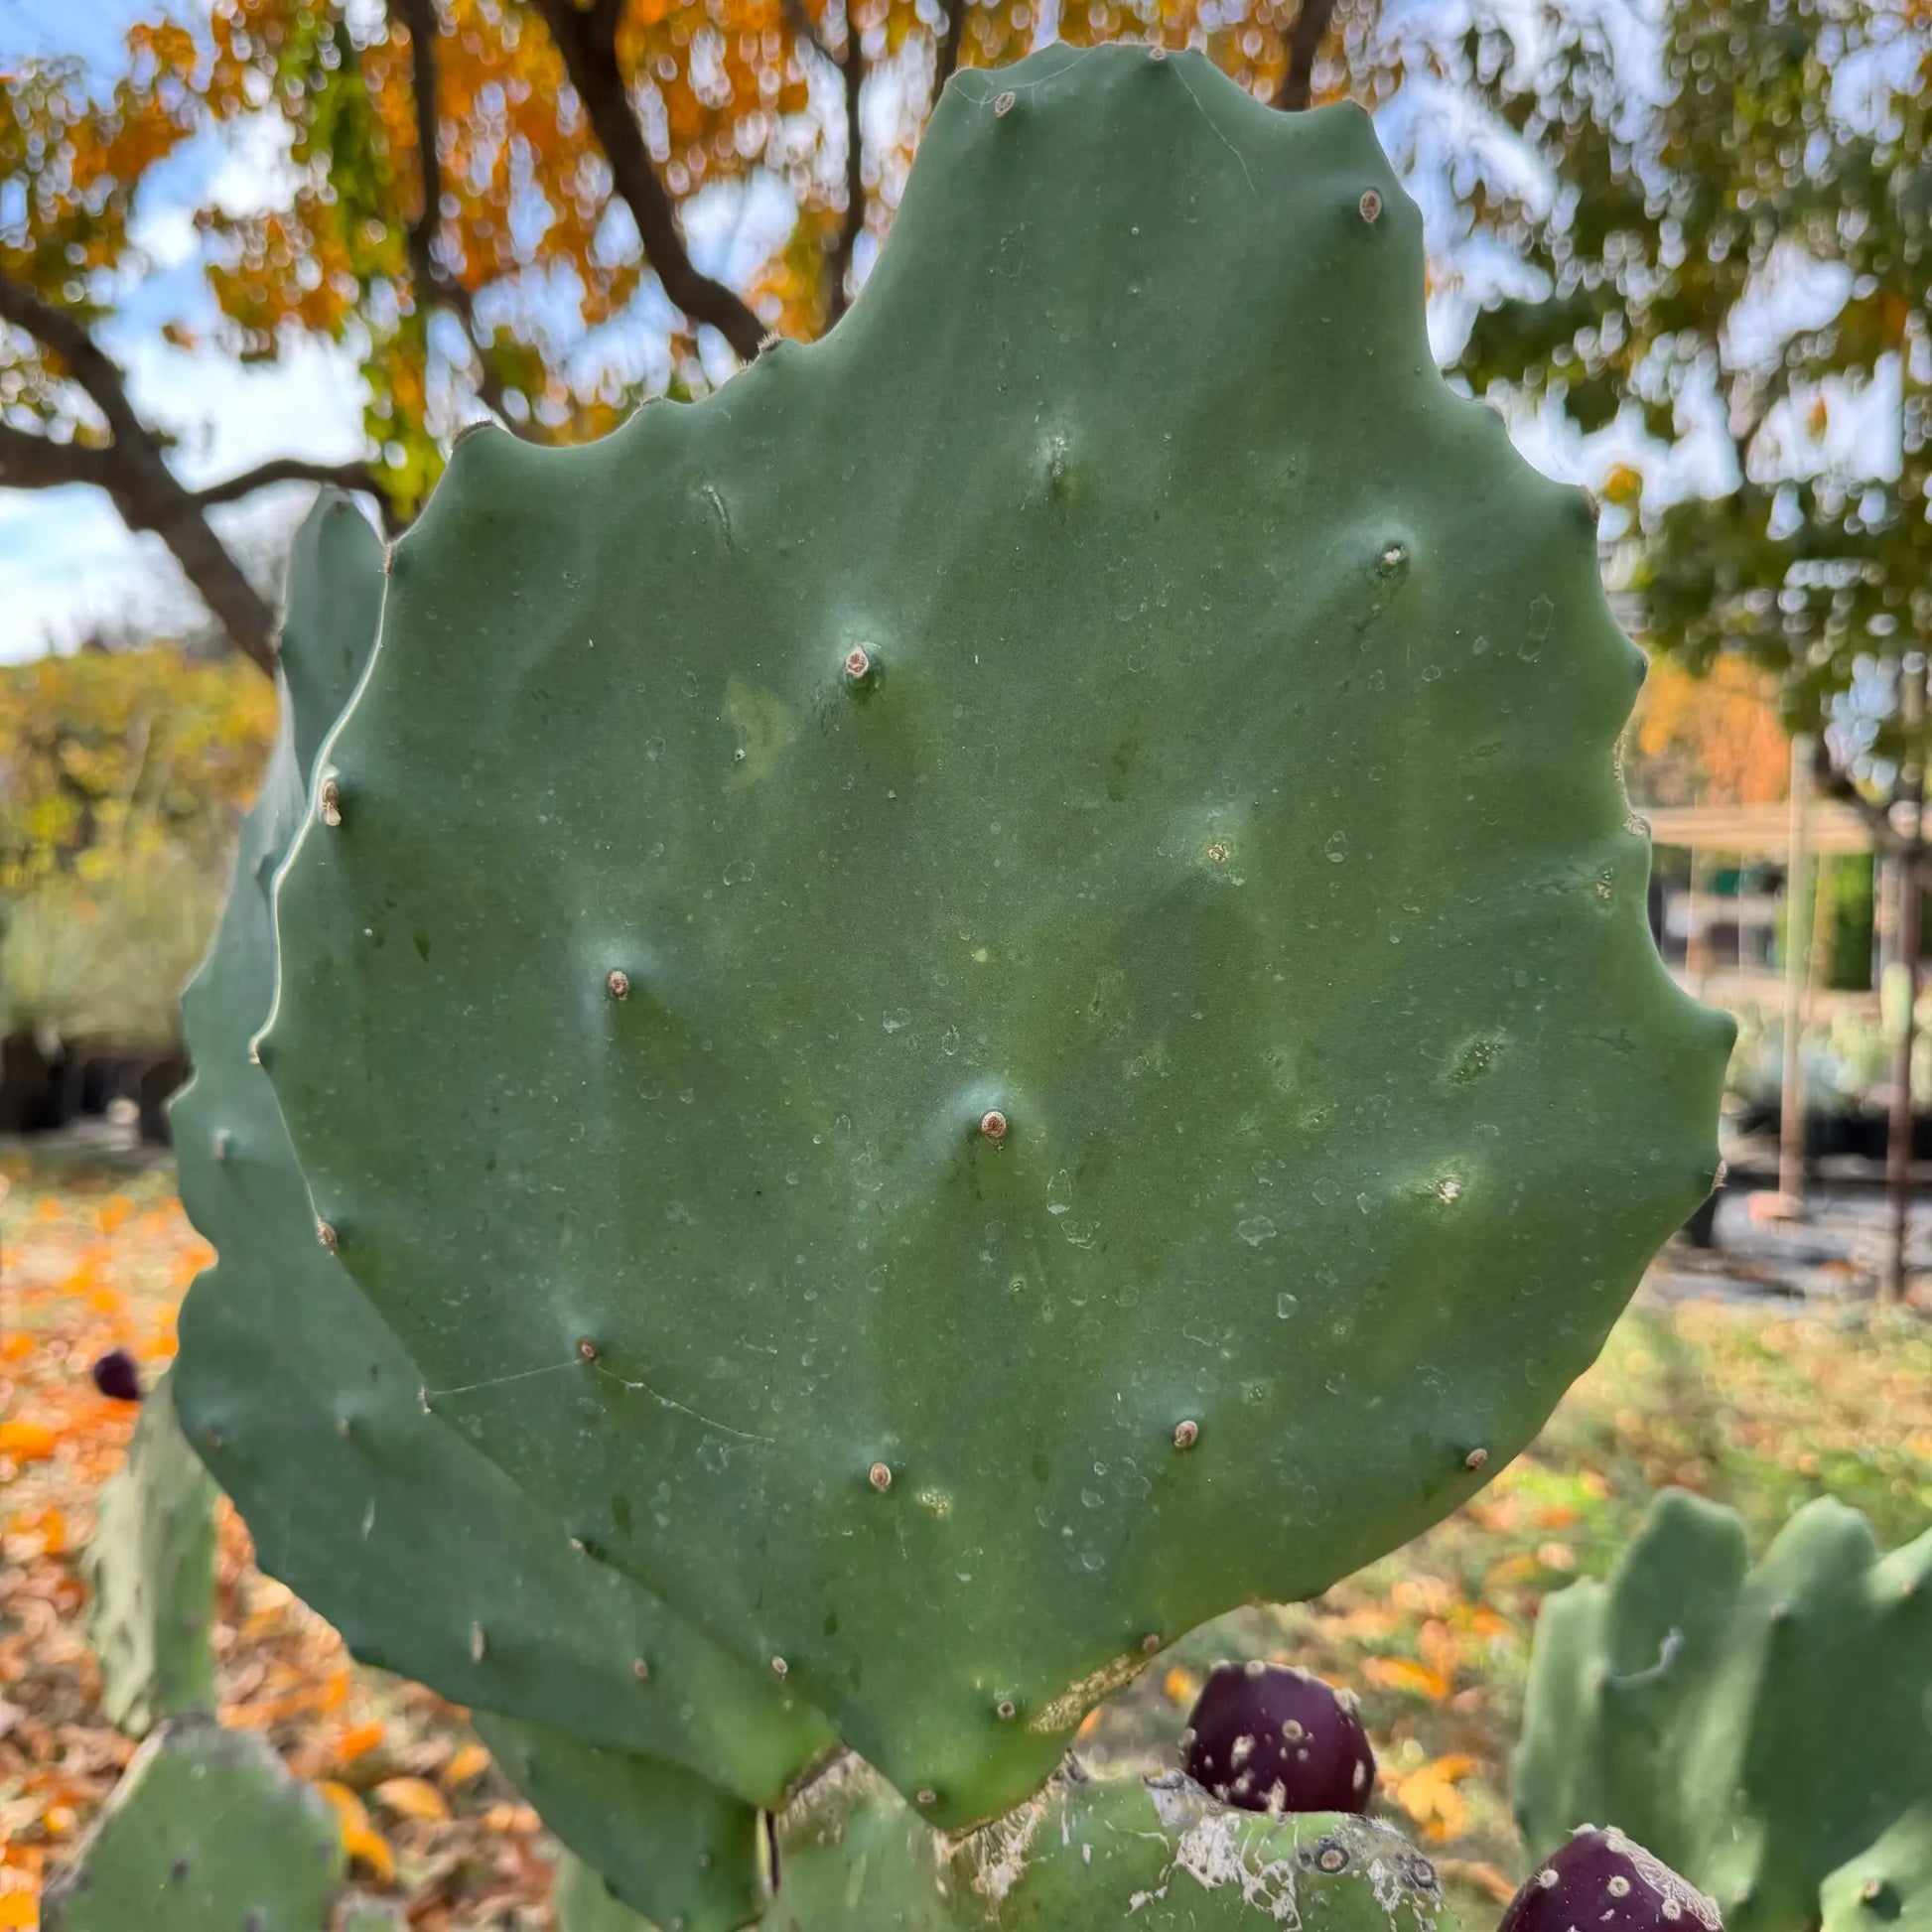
[1777,734,1813,1210]
[1881,658,1925,1307]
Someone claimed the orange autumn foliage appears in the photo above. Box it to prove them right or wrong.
[7,0,1362,513]
[1626,656,1791,809]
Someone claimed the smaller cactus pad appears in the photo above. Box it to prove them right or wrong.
[1497,1830,1722,1932]
[40,1715,344,1932]
[474,1714,760,1932]
[1516,1489,1932,1932]
[1181,1661,1374,1813]
[171,491,832,1802]
[765,1755,1450,1930]
[84,1372,217,1736]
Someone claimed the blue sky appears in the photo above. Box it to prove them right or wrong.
[0,0,1902,666]
[0,0,852,657]
[0,0,382,653]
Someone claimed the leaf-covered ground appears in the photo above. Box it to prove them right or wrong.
[3,1151,1929,1928]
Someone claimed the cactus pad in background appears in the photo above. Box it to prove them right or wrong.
[766,1756,1450,1931]
[170,492,833,1798]
[39,1714,344,1931]
[84,1372,217,1736]
[1516,1489,1932,1932]
[276,493,385,778]
[1180,1661,1375,1813]
[265,42,1728,1822]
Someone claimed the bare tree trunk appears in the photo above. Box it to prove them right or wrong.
[1776,734,1813,1212]
[824,5,868,328]
[933,0,969,99]
[529,0,767,361]
[1275,0,1342,109]
[1881,657,1926,1306]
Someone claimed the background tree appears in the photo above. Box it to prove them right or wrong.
[1446,0,1930,1294]
[1449,0,1929,809]
[1,0,1357,671]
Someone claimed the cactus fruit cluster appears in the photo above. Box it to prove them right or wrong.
[84,32,1740,1932]
[1517,1489,1932,1932]
[83,1372,217,1737]
[40,1715,344,1932]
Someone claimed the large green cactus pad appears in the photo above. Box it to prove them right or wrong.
[767,1757,1452,1931]
[172,492,830,1800]
[1516,1489,1932,1932]
[40,1715,343,1932]
[266,44,1727,1822]
[474,1714,760,1932]
[84,1372,217,1736]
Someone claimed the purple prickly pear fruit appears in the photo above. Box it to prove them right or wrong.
[1499,1828,1724,1932]
[90,1348,144,1403]
[1179,1660,1375,1813]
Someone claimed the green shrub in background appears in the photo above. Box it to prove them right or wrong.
[0,844,226,1052]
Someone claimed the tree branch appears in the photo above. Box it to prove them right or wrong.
[189,457,385,512]
[1810,736,1905,860]
[0,271,280,674]
[529,0,767,361]
[0,279,150,449]
[933,0,969,100]
[1275,0,1341,110]
[808,0,867,329]
[391,0,518,426]
[0,423,120,493]
[780,0,838,68]
[395,0,450,331]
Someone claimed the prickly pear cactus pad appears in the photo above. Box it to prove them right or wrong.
[554,1853,658,1932]
[1819,1811,1932,1932]
[275,489,387,776]
[84,1371,217,1736]
[1515,1490,1932,1932]
[171,494,831,1799]
[766,1756,1452,1931]
[40,1714,344,1932]
[265,43,1729,1823]
[474,1715,759,1932]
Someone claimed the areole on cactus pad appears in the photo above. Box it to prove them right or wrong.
[261,44,1729,1823]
